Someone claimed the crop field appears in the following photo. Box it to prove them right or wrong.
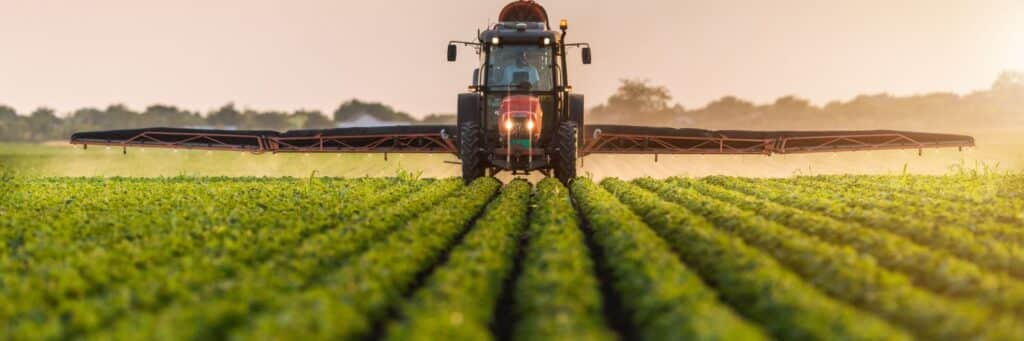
[2,173,1024,340]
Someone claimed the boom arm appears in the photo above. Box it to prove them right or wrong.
[70,126,459,155]
[69,124,974,157]
[582,125,975,156]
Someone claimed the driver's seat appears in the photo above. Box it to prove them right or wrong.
[512,71,531,89]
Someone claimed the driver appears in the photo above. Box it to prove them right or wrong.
[502,51,540,88]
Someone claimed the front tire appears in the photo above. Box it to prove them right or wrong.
[555,121,578,184]
[459,121,485,184]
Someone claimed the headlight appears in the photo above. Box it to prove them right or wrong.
[491,37,500,45]
[504,119,514,130]
[542,37,551,46]
[526,120,535,130]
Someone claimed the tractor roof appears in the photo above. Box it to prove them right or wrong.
[479,22,558,44]
[482,1,557,44]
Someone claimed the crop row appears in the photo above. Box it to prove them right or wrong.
[384,180,530,340]
[0,177,393,289]
[2,177,406,338]
[807,174,1024,205]
[636,178,1024,340]
[2,177,389,265]
[600,178,909,340]
[5,174,1024,339]
[722,177,1024,280]
[86,178,464,340]
[571,178,768,340]
[233,177,500,339]
[686,177,1024,316]
[783,176,1024,246]
[510,179,615,340]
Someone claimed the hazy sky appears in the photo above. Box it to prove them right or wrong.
[1,0,1021,117]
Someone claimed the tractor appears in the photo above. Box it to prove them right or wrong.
[447,0,592,183]
[69,0,976,183]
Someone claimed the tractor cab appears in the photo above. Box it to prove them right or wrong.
[480,25,559,160]
[485,40,554,92]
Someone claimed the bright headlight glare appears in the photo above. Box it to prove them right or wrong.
[526,120,535,130]
[542,37,551,45]
[504,120,514,130]
[491,37,500,45]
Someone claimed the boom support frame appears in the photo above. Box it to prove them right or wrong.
[70,125,974,157]
[70,127,459,155]
[579,125,975,156]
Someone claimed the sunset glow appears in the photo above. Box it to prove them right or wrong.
[0,0,1022,115]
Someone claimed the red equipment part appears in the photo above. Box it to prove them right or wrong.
[69,126,459,155]
[579,125,975,156]
[499,95,543,140]
[498,0,550,27]
[70,125,974,158]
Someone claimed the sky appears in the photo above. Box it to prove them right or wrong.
[1,0,1021,117]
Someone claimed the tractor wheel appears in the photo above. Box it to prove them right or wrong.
[459,121,485,184]
[555,121,578,184]
[569,94,585,145]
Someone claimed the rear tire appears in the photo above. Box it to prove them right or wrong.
[459,121,485,184]
[555,121,578,185]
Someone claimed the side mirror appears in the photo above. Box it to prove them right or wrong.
[447,44,457,62]
[582,47,592,65]
[472,68,480,86]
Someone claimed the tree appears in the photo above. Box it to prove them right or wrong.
[333,99,415,123]
[67,107,106,132]
[27,108,63,141]
[682,96,757,129]
[207,103,242,128]
[141,105,202,128]
[241,110,291,131]
[704,96,755,115]
[0,105,22,141]
[295,110,335,129]
[590,79,686,124]
[772,96,812,111]
[0,105,15,120]
[86,104,143,130]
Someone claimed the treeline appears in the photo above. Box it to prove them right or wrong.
[592,71,1024,132]
[0,99,455,142]
[2,72,1022,142]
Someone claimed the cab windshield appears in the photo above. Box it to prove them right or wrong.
[487,45,554,91]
